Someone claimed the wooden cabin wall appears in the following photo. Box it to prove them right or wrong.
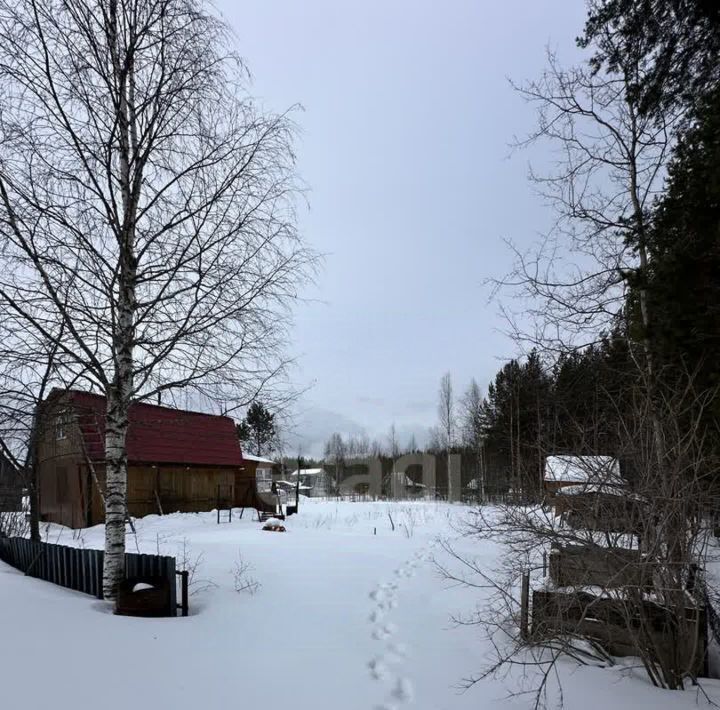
[234,461,257,508]
[74,463,243,526]
[36,398,88,528]
[126,464,238,519]
[41,458,245,528]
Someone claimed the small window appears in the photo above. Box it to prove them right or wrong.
[56,410,71,440]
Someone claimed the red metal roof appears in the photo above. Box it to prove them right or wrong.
[65,391,243,467]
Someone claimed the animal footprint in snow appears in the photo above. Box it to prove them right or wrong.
[370,588,384,601]
[376,596,396,611]
[372,623,397,640]
[391,678,414,703]
[368,657,389,681]
[369,609,383,624]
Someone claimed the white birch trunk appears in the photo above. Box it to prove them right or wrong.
[102,390,129,600]
[102,0,137,601]
[101,273,136,600]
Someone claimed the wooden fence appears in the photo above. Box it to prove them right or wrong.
[531,588,706,675]
[0,536,184,615]
[549,544,655,588]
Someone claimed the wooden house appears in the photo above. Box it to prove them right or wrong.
[36,389,263,528]
[289,468,330,497]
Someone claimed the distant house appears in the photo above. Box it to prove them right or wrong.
[36,389,264,528]
[543,455,624,496]
[0,451,22,513]
[289,468,330,498]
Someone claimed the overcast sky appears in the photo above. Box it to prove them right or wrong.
[216,1,589,455]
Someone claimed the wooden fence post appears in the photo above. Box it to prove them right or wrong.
[176,569,189,617]
[520,571,530,641]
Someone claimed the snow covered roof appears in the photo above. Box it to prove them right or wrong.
[242,454,277,465]
[544,455,623,485]
[290,468,325,477]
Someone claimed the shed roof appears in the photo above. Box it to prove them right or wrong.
[56,390,243,467]
[290,468,325,477]
[242,454,277,465]
[544,455,622,485]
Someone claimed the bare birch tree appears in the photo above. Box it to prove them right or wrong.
[461,378,485,499]
[496,27,679,519]
[499,37,679,358]
[387,423,400,460]
[438,371,456,499]
[0,0,315,599]
[324,432,346,495]
[438,372,455,450]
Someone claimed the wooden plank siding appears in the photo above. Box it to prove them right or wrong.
[36,397,90,528]
[40,459,252,527]
[532,589,706,675]
[548,544,656,589]
[127,463,238,519]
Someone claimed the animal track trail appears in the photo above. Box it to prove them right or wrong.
[366,549,429,708]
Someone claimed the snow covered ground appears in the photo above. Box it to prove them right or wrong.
[1,499,719,710]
